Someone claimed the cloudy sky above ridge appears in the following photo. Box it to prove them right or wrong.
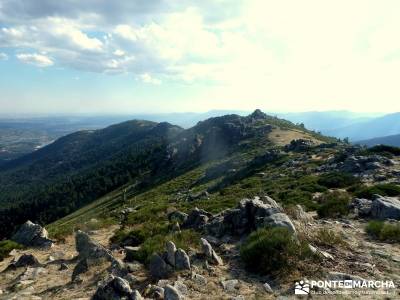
[1,0,400,114]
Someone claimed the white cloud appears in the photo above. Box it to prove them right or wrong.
[0,52,8,60]
[139,73,161,85]
[2,0,400,112]
[113,49,125,56]
[114,25,137,41]
[49,18,103,52]
[16,53,54,67]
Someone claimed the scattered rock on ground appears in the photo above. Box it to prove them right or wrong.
[221,279,239,293]
[182,208,213,230]
[149,254,172,279]
[124,246,140,262]
[11,221,53,248]
[309,244,334,260]
[9,254,40,269]
[92,275,143,300]
[164,284,182,300]
[192,273,207,286]
[200,238,223,265]
[174,280,188,295]
[175,248,190,270]
[166,241,177,266]
[264,282,273,293]
[145,285,165,299]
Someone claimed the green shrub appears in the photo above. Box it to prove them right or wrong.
[366,220,384,237]
[353,184,400,199]
[380,224,400,242]
[366,221,400,242]
[240,227,313,276]
[278,190,319,211]
[0,240,23,261]
[317,172,359,188]
[317,191,350,218]
[297,176,327,193]
[312,228,348,248]
[110,222,169,246]
[367,145,400,157]
[131,229,200,264]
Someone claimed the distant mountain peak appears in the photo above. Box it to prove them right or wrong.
[248,109,267,120]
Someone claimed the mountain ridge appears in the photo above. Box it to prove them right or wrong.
[357,133,400,147]
[0,110,330,239]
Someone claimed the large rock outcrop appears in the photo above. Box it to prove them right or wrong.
[72,231,126,281]
[350,198,373,217]
[11,221,53,248]
[319,153,394,174]
[341,155,393,173]
[351,195,400,220]
[284,139,314,152]
[182,208,213,231]
[183,196,296,237]
[371,195,400,220]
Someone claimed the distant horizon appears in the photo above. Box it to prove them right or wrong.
[0,109,389,119]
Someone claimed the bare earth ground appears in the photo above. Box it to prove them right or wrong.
[268,128,322,146]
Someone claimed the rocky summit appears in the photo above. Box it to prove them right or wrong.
[0,111,400,299]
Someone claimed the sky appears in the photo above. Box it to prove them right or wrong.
[1,0,400,115]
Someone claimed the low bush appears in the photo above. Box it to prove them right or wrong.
[312,228,348,248]
[130,229,200,264]
[110,222,169,246]
[278,189,319,211]
[317,172,359,189]
[297,176,327,193]
[367,145,400,157]
[240,227,314,276]
[353,184,400,199]
[366,221,400,242]
[317,191,350,218]
[0,240,23,261]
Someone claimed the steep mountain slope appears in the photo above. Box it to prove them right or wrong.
[0,120,183,238]
[357,133,400,147]
[0,110,333,240]
[324,112,400,140]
